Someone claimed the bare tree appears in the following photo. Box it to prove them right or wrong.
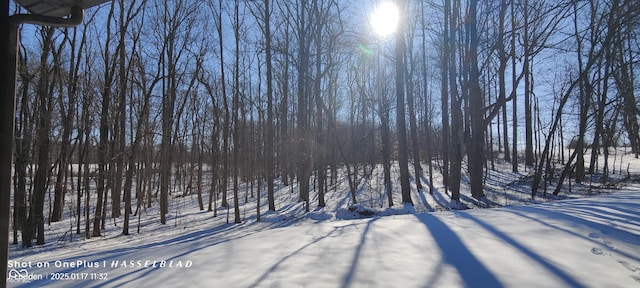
[511,0,519,172]
[14,32,35,245]
[395,0,412,205]
[210,0,231,209]
[532,0,624,198]
[248,0,276,216]
[26,27,56,246]
[440,0,452,195]
[264,0,276,212]
[497,0,511,163]
[50,27,80,223]
[404,4,423,192]
[155,0,202,224]
[93,1,117,237]
[293,0,313,211]
[231,0,242,223]
[419,0,435,194]
[448,0,464,203]
[467,0,486,199]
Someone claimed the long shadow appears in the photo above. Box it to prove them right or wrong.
[419,174,451,210]
[502,208,640,263]
[414,214,504,288]
[560,206,640,230]
[485,184,535,207]
[458,213,587,288]
[430,191,451,211]
[459,193,499,208]
[544,196,640,226]
[248,220,368,288]
[566,202,640,224]
[335,187,356,212]
[95,225,286,287]
[341,218,377,288]
[416,189,433,212]
[95,216,308,287]
[14,220,288,288]
[414,173,433,212]
[511,200,640,257]
[332,174,361,210]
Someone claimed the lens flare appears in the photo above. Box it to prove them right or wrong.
[370,2,399,36]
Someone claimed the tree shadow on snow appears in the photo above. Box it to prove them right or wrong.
[419,174,455,211]
[414,213,504,288]
[341,218,377,288]
[456,213,587,288]
[504,198,640,263]
[246,218,378,288]
[14,219,291,288]
[414,174,434,212]
[502,208,640,264]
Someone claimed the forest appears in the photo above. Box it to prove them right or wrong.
[10,0,639,248]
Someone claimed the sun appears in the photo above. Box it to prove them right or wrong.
[370,2,399,36]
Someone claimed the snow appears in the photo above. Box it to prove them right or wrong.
[7,151,640,287]
[7,191,640,287]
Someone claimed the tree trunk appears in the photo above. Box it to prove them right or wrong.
[15,49,31,246]
[395,0,412,205]
[296,0,312,212]
[511,0,519,172]
[467,0,486,199]
[523,0,534,167]
[440,0,451,194]
[498,0,510,162]
[407,65,422,192]
[419,0,434,194]
[29,27,55,246]
[264,0,276,212]
[448,0,462,203]
[216,0,230,208]
[232,0,242,223]
[94,4,116,236]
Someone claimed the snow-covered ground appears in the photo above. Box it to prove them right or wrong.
[7,190,640,287]
[7,149,640,287]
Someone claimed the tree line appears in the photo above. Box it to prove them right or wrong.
[11,0,639,247]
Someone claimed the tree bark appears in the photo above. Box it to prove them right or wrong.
[29,27,55,246]
[467,0,486,199]
[395,0,412,205]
